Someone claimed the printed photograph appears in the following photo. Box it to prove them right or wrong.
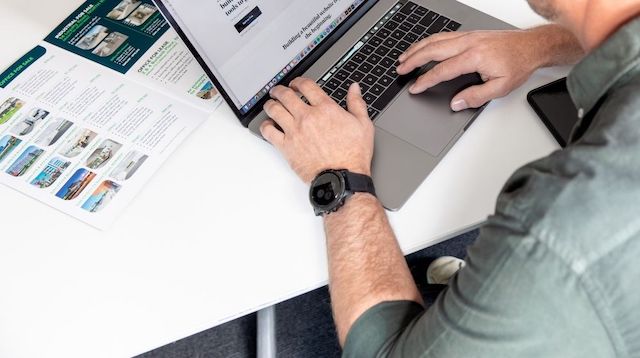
[196,81,218,100]
[110,150,148,181]
[92,32,129,57]
[75,25,110,50]
[59,129,98,158]
[124,3,157,26]
[11,108,50,136]
[30,157,71,188]
[0,97,25,125]
[86,139,122,170]
[0,135,22,164]
[82,180,121,213]
[34,118,73,147]
[106,0,142,20]
[55,168,96,201]
[6,146,44,177]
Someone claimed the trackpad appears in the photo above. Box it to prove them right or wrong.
[375,73,482,157]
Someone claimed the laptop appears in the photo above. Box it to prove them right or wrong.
[154,0,514,210]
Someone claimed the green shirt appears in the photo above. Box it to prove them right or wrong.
[343,18,640,358]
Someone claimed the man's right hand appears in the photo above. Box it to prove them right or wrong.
[396,25,584,112]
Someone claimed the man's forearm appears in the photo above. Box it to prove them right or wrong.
[526,24,584,68]
[324,193,423,345]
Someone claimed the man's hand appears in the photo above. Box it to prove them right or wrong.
[260,78,374,184]
[397,25,583,111]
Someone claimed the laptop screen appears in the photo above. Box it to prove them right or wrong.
[156,0,367,115]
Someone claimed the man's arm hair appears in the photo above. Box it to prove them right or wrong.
[324,193,423,345]
[528,24,584,68]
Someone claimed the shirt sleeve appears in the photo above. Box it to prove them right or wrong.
[342,217,615,358]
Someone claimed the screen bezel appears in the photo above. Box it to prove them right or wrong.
[154,0,380,127]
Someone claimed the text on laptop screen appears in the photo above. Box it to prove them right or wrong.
[163,0,365,114]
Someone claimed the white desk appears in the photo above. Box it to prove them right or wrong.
[0,1,563,357]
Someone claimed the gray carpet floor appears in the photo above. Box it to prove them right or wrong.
[137,229,479,358]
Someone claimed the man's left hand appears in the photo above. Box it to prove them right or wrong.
[260,78,375,184]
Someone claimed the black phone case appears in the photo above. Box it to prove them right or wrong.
[527,77,570,147]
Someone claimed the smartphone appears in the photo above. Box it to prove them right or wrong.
[527,78,578,147]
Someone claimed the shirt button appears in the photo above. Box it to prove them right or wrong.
[578,108,585,119]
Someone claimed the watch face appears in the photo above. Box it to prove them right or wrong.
[311,171,344,208]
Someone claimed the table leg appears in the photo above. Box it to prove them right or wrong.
[257,305,277,358]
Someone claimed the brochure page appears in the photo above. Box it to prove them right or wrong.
[0,43,208,229]
[44,0,222,111]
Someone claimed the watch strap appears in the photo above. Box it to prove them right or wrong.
[343,171,376,197]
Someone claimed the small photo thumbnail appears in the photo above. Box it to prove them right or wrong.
[0,135,22,164]
[86,139,122,170]
[11,108,50,136]
[59,129,98,158]
[76,25,110,50]
[107,0,142,21]
[196,81,218,100]
[92,32,129,57]
[110,150,147,181]
[56,168,96,201]
[34,118,73,147]
[30,157,71,188]
[0,97,25,125]
[82,180,121,213]
[6,145,44,177]
[124,3,157,26]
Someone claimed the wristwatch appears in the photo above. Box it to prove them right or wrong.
[309,169,376,216]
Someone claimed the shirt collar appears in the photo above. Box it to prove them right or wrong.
[568,17,640,118]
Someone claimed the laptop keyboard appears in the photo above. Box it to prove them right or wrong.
[317,1,461,120]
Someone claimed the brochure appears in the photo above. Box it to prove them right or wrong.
[0,0,223,229]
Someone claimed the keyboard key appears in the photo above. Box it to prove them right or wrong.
[377,28,391,38]
[415,5,428,16]
[359,82,370,93]
[407,14,421,24]
[321,86,332,96]
[399,2,417,15]
[349,70,366,82]
[383,20,400,31]
[391,30,405,40]
[339,80,352,91]
[363,92,376,105]
[353,53,366,63]
[343,61,358,72]
[333,88,348,100]
[372,78,406,111]
[372,65,386,77]
[369,36,383,47]
[426,16,450,34]
[389,48,402,60]
[363,74,378,86]
[411,24,426,35]
[392,13,407,23]
[368,107,380,120]
[379,75,394,87]
[380,57,395,68]
[360,44,375,55]
[386,67,398,77]
[375,45,391,57]
[399,22,413,32]
[358,62,373,73]
[339,99,348,110]
[384,38,398,48]
[370,84,385,96]
[326,77,342,90]
[446,21,461,31]
[366,54,382,65]
[396,40,411,51]
[335,70,349,81]
[404,32,418,43]
[419,11,439,27]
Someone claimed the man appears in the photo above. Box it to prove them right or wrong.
[261,0,640,356]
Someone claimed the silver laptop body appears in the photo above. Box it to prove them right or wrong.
[158,0,515,210]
